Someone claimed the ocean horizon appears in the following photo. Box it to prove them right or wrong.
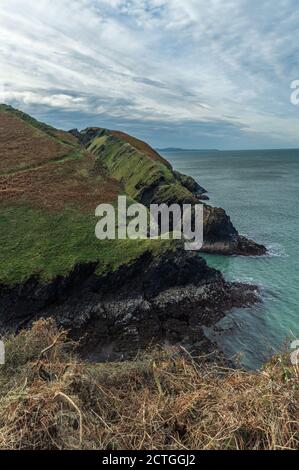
[161,148,299,369]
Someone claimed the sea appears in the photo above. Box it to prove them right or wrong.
[161,149,299,369]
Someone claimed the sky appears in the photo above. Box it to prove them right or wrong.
[1,0,299,149]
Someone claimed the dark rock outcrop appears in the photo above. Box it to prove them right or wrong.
[69,127,105,147]
[0,247,259,360]
[174,170,208,197]
[236,235,267,256]
[202,206,267,255]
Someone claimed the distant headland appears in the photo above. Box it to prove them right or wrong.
[157,147,220,152]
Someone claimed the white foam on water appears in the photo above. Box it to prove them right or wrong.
[267,243,288,258]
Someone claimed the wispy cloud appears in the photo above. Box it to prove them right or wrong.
[1,0,299,148]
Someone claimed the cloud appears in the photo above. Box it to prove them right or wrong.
[1,0,299,148]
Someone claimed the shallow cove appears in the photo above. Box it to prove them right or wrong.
[161,148,299,369]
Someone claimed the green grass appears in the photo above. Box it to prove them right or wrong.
[153,182,199,204]
[0,204,172,286]
[88,135,175,200]
[0,106,194,287]
[87,134,200,208]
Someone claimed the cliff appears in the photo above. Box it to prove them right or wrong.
[0,104,263,358]
[72,127,266,256]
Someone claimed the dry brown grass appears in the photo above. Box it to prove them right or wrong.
[0,319,298,450]
[0,152,119,211]
[0,112,74,174]
[0,112,119,211]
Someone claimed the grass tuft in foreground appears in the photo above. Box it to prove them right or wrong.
[0,319,298,450]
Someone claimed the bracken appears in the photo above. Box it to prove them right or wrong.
[0,319,297,450]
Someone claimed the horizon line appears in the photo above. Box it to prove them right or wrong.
[157,147,299,152]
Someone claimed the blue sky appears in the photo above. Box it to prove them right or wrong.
[1,0,299,149]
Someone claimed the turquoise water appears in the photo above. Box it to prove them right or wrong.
[161,149,299,369]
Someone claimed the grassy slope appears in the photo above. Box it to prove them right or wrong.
[87,134,198,205]
[0,104,77,147]
[0,205,172,284]
[0,319,297,450]
[108,129,172,167]
[0,106,170,286]
[86,132,242,253]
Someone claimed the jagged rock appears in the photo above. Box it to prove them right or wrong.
[0,247,260,360]
[174,170,207,196]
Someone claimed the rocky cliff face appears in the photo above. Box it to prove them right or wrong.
[73,127,266,256]
[0,246,259,360]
